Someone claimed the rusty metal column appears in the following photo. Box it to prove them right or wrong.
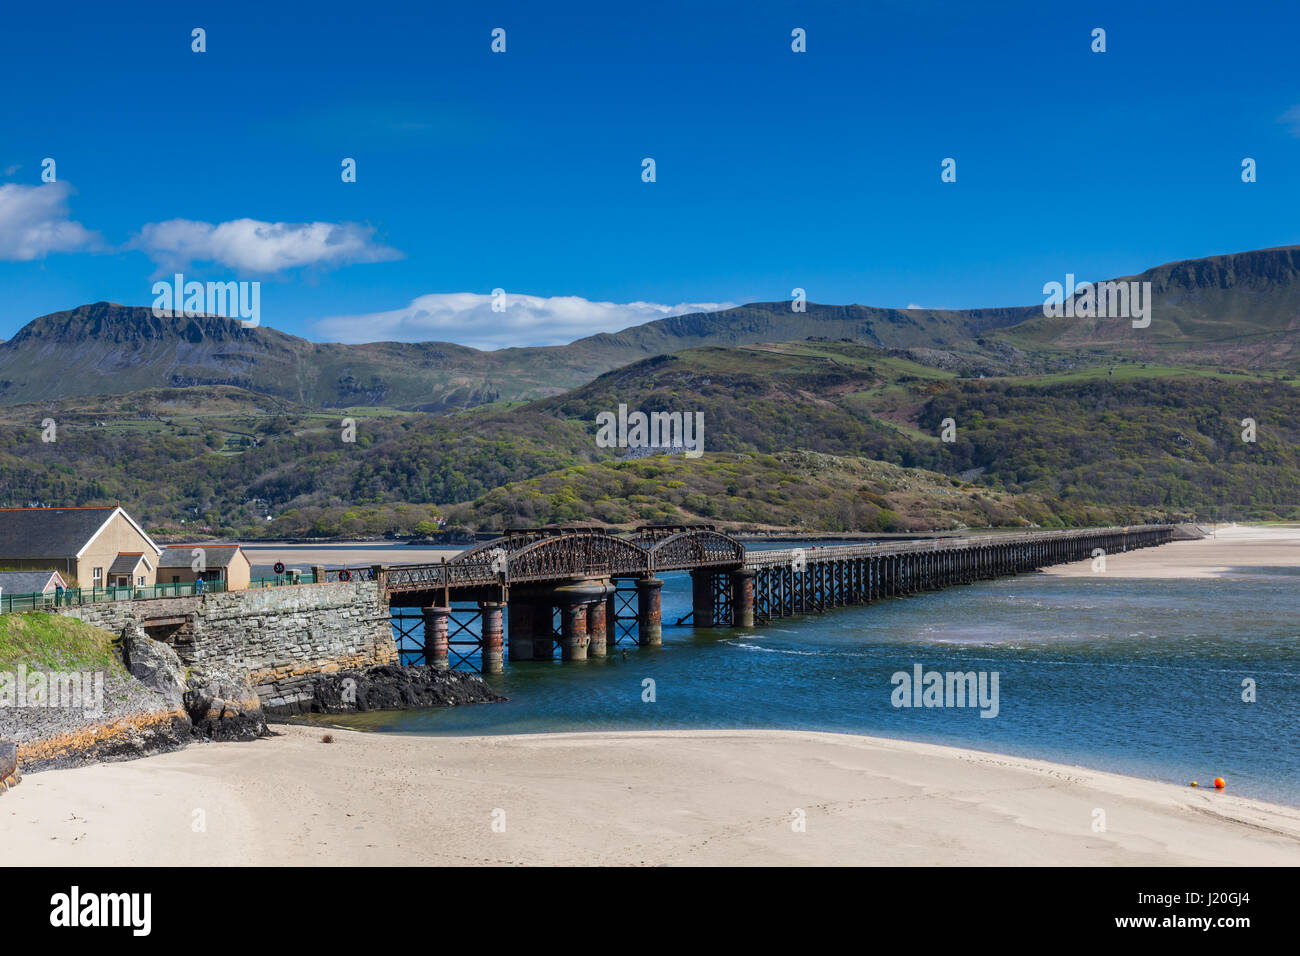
[730,568,755,628]
[691,569,715,627]
[637,576,663,646]
[507,601,534,662]
[560,602,590,661]
[587,596,608,658]
[422,605,450,670]
[479,601,504,674]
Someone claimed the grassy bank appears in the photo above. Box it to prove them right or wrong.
[0,613,122,673]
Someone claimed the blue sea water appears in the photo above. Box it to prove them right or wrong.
[322,561,1300,807]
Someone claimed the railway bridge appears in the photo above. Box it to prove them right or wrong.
[337,524,1174,673]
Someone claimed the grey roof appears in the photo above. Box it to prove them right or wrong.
[0,506,139,559]
[108,552,149,574]
[0,570,65,593]
[158,545,243,568]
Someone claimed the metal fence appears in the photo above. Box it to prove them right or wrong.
[0,579,230,614]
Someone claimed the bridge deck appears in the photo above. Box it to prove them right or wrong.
[374,525,1172,595]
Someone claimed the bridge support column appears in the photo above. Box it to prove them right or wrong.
[560,602,589,661]
[507,602,534,662]
[730,568,755,628]
[587,596,608,658]
[421,605,450,670]
[637,576,663,646]
[530,603,554,660]
[690,570,715,628]
[606,589,619,647]
[479,601,504,674]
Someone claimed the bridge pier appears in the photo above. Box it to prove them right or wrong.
[507,602,534,662]
[531,603,555,660]
[730,568,755,628]
[479,601,504,674]
[690,570,714,628]
[606,588,619,646]
[421,605,450,670]
[587,592,608,658]
[560,603,588,661]
[637,576,663,646]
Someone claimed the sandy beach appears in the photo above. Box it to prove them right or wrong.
[6,725,1300,866]
[1044,523,1300,579]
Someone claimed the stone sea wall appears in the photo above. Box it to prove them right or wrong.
[57,581,398,712]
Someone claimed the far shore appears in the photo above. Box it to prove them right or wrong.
[7,725,1300,866]
[1044,523,1300,579]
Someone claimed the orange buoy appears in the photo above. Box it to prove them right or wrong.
[1190,781,1198,787]
[1214,777,1226,789]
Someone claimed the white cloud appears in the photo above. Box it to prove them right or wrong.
[314,293,737,348]
[905,303,924,310]
[0,181,101,260]
[129,218,402,275]
[1280,105,1300,136]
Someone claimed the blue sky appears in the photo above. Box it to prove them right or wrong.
[3,0,1300,347]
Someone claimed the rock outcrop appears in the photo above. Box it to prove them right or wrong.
[267,664,505,715]
[121,623,187,708]
[1,739,20,792]
[183,666,271,741]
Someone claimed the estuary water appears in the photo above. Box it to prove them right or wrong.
[318,554,1300,808]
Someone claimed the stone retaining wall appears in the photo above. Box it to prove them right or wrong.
[57,582,398,712]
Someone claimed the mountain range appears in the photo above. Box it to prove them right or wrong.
[3,244,1298,410]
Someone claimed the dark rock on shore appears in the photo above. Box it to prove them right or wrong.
[184,666,272,741]
[267,664,506,715]
[120,624,271,742]
[1,739,20,792]
[17,711,194,773]
[122,623,187,708]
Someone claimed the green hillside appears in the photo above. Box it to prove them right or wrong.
[2,335,1295,536]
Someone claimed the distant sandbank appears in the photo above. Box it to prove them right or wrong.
[1044,523,1300,579]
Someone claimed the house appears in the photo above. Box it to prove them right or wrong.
[157,545,252,590]
[0,569,68,597]
[0,506,161,589]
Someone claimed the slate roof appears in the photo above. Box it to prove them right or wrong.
[158,545,244,568]
[0,507,118,559]
[108,552,149,575]
[0,506,160,559]
[0,570,66,593]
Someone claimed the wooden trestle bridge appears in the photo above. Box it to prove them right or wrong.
[344,524,1174,673]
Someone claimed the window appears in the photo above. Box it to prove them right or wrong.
[137,576,146,586]
[92,567,102,586]
[172,575,180,584]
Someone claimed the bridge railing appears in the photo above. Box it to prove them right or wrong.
[744,525,1170,568]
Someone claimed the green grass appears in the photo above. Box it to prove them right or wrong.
[0,613,123,672]
[1002,363,1269,387]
